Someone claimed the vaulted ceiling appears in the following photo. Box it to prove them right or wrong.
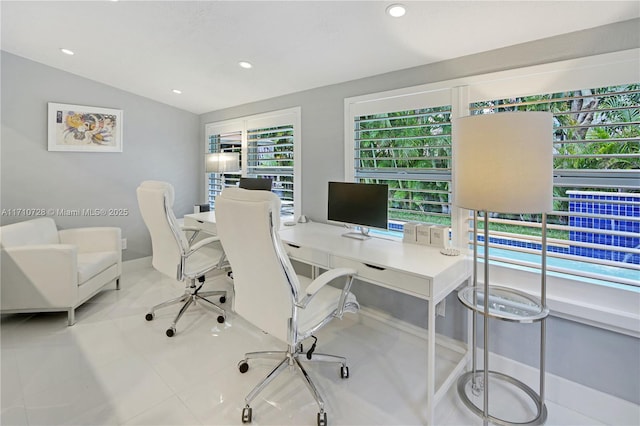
[2,1,638,114]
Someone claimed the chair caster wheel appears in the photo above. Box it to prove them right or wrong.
[217,315,225,323]
[166,327,176,337]
[145,313,154,321]
[340,365,349,379]
[238,360,249,373]
[317,411,327,426]
[242,406,252,423]
[219,296,226,303]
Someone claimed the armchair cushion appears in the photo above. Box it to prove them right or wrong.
[77,251,120,284]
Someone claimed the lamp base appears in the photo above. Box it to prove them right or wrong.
[457,370,547,426]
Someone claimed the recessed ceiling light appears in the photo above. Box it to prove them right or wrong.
[386,4,406,18]
[60,48,75,56]
[238,61,253,69]
[172,89,182,94]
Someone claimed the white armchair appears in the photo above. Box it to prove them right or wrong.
[0,217,122,325]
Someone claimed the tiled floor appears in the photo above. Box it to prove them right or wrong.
[0,260,614,425]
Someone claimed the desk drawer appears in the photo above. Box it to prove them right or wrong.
[332,256,431,298]
[284,243,329,268]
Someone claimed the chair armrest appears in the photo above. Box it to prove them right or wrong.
[186,235,221,254]
[296,267,356,309]
[1,245,78,308]
[178,235,227,279]
[181,226,203,245]
[181,226,202,233]
[59,227,122,254]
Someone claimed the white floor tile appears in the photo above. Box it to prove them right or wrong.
[121,395,202,426]
[1,260,634,426]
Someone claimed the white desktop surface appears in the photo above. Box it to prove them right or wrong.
[183,213,471,424]
[278,221,471,302]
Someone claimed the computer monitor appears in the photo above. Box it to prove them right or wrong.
[239,177,273,191]
[327,181,388,239]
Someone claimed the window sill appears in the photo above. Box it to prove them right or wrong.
[483,261,640,337]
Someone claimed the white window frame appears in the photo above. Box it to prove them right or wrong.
[204,107,302,218]
[345,49,640,336]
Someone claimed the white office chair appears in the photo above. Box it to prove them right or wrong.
[136,180,228,337]
[215,187,359,426]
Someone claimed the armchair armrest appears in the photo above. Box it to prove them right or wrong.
[59,227,122,254]
[296,267,356,310]
[1,245,78,308]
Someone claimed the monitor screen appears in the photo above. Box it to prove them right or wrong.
[327,181,388,230]
[239,177,273,191]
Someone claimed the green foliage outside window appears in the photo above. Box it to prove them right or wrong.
[355,84,638,240]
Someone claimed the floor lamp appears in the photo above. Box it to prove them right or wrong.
[205,152,241,208]
[453,111,553,425]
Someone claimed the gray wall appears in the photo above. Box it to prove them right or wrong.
[200,19,640,223]
[199,19,640,404]
[1,51,200,260]
[1,19,638,405]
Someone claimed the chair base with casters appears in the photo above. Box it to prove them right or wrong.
[237,339,350,426]
[145,275,226,337]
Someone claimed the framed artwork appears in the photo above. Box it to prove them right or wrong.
[48,102,123,152]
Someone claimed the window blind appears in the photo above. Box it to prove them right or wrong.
[207,130,242,207]
[247,124,295,214]
[470,84,639,287]
[353,107,452,228]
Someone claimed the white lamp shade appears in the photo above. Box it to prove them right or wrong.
[205,152,240,173]
[453,112,553,213]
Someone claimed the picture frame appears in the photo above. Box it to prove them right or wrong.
[47,102,123,152]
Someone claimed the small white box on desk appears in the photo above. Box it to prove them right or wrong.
[402,222,419,243]
[416,224,432,245]
[429,225,448,249]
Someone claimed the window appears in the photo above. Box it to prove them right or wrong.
[205,107,301,217]
[354,107,452,231]
[247,124,295,215]
[346,88,453,232]
[471,84,639,287]
[207,129,242,204]
[346,49,639,289]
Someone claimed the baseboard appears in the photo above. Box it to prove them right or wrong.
[482,352,640,425]
[357,306,640,425]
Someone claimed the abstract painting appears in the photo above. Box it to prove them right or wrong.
[48,103,123,152]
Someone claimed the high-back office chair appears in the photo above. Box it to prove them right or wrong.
[215,187,359,426]
[136,181,227,337]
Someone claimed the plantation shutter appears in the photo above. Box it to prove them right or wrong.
[246,124,295,212]
[207,129,242,207]
[353,106,453,229]
[469,84,639,287]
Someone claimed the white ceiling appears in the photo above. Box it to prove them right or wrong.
[2,1,638,115]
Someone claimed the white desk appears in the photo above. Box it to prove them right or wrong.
[184,212,471,424]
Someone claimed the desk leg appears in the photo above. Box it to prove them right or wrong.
[426,299,436,425]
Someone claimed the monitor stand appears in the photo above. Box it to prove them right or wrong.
[342,227,371,240]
